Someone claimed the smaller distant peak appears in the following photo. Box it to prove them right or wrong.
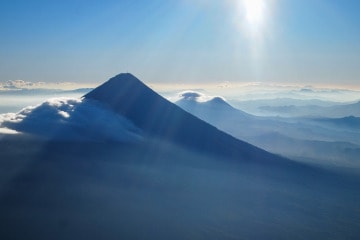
[177,91,229,106]
[208,96,228,105]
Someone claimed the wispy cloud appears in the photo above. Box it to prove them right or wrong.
[0,80,95,91]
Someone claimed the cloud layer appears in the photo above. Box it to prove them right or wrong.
[0,80,95,92]
[0,98,142,142]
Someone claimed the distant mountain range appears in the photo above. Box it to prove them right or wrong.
[173,91,360,167]
[234,98,360,118]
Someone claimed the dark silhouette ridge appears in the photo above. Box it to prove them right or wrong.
[84,73,286,163]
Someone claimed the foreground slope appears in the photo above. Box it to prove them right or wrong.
[0,137,359,240]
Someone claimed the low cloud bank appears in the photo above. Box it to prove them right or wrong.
[0,80,95,91]
[0,98,142,142]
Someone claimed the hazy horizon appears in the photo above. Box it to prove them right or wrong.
[1,0,360,86]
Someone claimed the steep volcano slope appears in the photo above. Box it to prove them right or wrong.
[84,73,281,162]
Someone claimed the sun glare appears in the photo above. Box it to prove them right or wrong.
[242,0,266,27]
[228,0,275,69]
[231,0,275,55]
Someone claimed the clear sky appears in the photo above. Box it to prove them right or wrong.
[0,0,360,86]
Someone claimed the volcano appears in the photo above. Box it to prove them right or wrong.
[84,73,281,162]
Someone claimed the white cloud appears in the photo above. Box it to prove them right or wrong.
[0,98,142,142]
[174,90,227,103]
[0,127,18,134]
[0,80,43,90]
[0,80,95,91]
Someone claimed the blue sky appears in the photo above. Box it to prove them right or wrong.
[0,0,360,86]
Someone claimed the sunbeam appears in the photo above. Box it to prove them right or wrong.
[242,0,266,28]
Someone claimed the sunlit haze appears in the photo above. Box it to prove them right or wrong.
[0,0,359,87]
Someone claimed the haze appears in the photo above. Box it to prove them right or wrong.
[1,0,360,86]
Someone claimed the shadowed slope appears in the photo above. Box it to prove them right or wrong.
[84,73,281,162]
